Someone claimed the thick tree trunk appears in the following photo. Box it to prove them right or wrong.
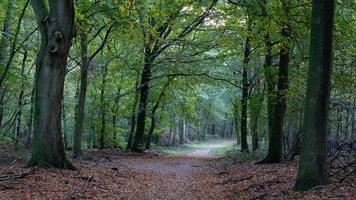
[240,37,250,153]
[132,53,153,152]
[27,0,75,169]
[260,23,290,163]
[73,33,89,157]
[99,65,108,149]
[294,0,335,191]
[263,34,276,140]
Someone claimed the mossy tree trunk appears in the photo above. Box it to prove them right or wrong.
[294,0,335,191]
[260,19,291,164]
[27,0,75,169]
[73,33,89,157]
[240,36,251,153]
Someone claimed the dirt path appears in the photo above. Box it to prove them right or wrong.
[117,141,235,199]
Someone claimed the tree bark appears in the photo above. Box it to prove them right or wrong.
[294,0,335,191]
[240,37,250,153]
[132,52,153,152]
[0,0,15,80]
[112,88,121,148]
[260,22,291,163]
[99,65,108,149]
[27,0,75,169]
[73,33,89,157]
[14,51,27,151]
[127,77,140,150]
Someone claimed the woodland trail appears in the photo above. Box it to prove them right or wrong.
[117,140,236,199]
[0,142,354,199]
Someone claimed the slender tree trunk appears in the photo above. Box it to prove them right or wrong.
[132,52,153,152]
[73,33,89,157]
[14,51,27,150]
[0,0,29,88]
[0,0,15,78]
[241,37,250,153]
[179,119,185,145]
[0,88,6,128]
[27,0,75,169]
[294,0,335,191]
[112,88,121,148]
[351,99,356,141]
[26,77,35,147]
[146,115,156,150]
[99,65,108,149]
[127,78,140,150]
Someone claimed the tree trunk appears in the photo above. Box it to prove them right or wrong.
[26,78,35,147]
[146,115,156,150]
[99,65,108,149]
[0,88,6,128]
[0,0,15,80]
[0,0,29,88]
[62,102,68,149]
[27,0,75,169]
[73,33,89,157]
[351,99,356,141]
[260,22,291,163]
[240,37,250,153]
[14,51,27,150]
[127,78,140,150]
[263,34,276,141]
[132,53,153,152]
[112,88,121,148]
[294,0,335,191]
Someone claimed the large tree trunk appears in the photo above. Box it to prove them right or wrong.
[294,0,335,191]
[132,52,153,152]
[240,37,250,153]
[27,0,75,169]
[260,22,290,163]
[73,33,89,157]
[263,34,276,141]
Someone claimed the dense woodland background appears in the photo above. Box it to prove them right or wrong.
[0,0,355,198]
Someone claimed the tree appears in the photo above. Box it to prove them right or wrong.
[132,0,218,152]
[294,0,335,191]
[27,0,75,169]
[259,0,291,164]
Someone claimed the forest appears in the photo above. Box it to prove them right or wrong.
[0,0,355,199]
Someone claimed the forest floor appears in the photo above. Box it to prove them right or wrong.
[0,142,355,200]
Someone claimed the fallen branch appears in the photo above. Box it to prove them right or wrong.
[0,169,35,182]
